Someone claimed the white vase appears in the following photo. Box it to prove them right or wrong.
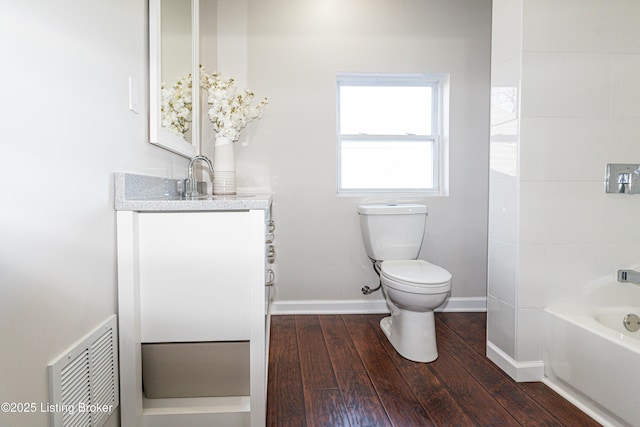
[213,135,236,195]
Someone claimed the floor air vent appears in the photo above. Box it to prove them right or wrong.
[48,315,119,427]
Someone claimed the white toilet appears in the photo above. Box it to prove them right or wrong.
[358,203,452,363]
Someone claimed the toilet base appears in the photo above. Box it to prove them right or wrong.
[380,310,438,363]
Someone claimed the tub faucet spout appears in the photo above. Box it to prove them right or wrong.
[617,269,640,284]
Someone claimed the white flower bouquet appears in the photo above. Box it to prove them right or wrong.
[160,67,268,141]
[200,67,268,142]
[160,74,193,137]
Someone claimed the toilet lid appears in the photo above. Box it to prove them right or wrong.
[381,260,452,286]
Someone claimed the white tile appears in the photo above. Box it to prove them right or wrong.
[487,296,516,359]
[543,244,612,303]
[518,117,548,182]
[519,182,605,245]
[517,244,545,308]
[599,243,640,274]
[544,0,640,54]
[492,0,523,67]
[521,52,610,118]
[516,308,543,362]
[608,1,640,53]
[489,179,518,208]
[517,182,547,245]
[491,86,519,126]
[488,239,517,305]
[604,194,640,244]
[611,54,640,118]
[522,0,550,52]
[520,117,612,182]
[545,0,615,53]
[491,56,522,89]
[489,139,518,184]
[611,117,640,159]
[488,203,518,245]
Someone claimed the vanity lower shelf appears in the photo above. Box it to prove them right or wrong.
[142,396,250,427]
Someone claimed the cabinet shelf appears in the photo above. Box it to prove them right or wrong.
[143,396,250,414]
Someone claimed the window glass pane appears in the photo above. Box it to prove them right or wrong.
[340,140,434,189]
[339,86,432,135]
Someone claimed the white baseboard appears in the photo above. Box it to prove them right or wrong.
[486,341,544,382]
[436,296,487,312]
[270,299,388,315]
[270,297,487,315]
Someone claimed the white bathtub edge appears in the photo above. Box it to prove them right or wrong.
[486,341,544,382]
[543,308,639,427]
[541,377,624,427]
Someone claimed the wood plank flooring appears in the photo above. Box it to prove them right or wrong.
[267,312,601,427]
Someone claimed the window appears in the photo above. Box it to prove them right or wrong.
[337,73,448,195]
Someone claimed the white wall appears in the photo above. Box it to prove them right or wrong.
[0,1,187,426]
[488,0,640,377]
[236,0,492,311]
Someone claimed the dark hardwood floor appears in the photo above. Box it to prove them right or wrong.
[267,312,601,427]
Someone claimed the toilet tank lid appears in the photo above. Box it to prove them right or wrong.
[357,204,427,215]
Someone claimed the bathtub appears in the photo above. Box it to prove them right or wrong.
[544,281,640,427]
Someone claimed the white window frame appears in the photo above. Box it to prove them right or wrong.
[336,73,449,196]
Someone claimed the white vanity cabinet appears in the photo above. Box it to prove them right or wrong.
[115,175,272,427]
[138,211,255,343]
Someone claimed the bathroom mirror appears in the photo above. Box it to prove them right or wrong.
[149,0,200,158]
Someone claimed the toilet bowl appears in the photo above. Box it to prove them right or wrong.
[379,260,451,362]
[358,204,452,363]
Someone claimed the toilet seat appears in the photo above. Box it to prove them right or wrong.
[381,260,452,293]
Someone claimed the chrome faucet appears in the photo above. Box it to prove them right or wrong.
[184,155,214,198]
[618,172,630,193]
[617,269,640,284]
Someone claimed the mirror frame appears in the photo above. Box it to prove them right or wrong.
[149,0,200,158]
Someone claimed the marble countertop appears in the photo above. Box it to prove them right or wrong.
[114,172,271,212]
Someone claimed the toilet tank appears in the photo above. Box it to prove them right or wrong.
[358,204,427,261]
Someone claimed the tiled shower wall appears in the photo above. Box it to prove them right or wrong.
[489,0,640,376]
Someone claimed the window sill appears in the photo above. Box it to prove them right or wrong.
[337,190,448,198]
